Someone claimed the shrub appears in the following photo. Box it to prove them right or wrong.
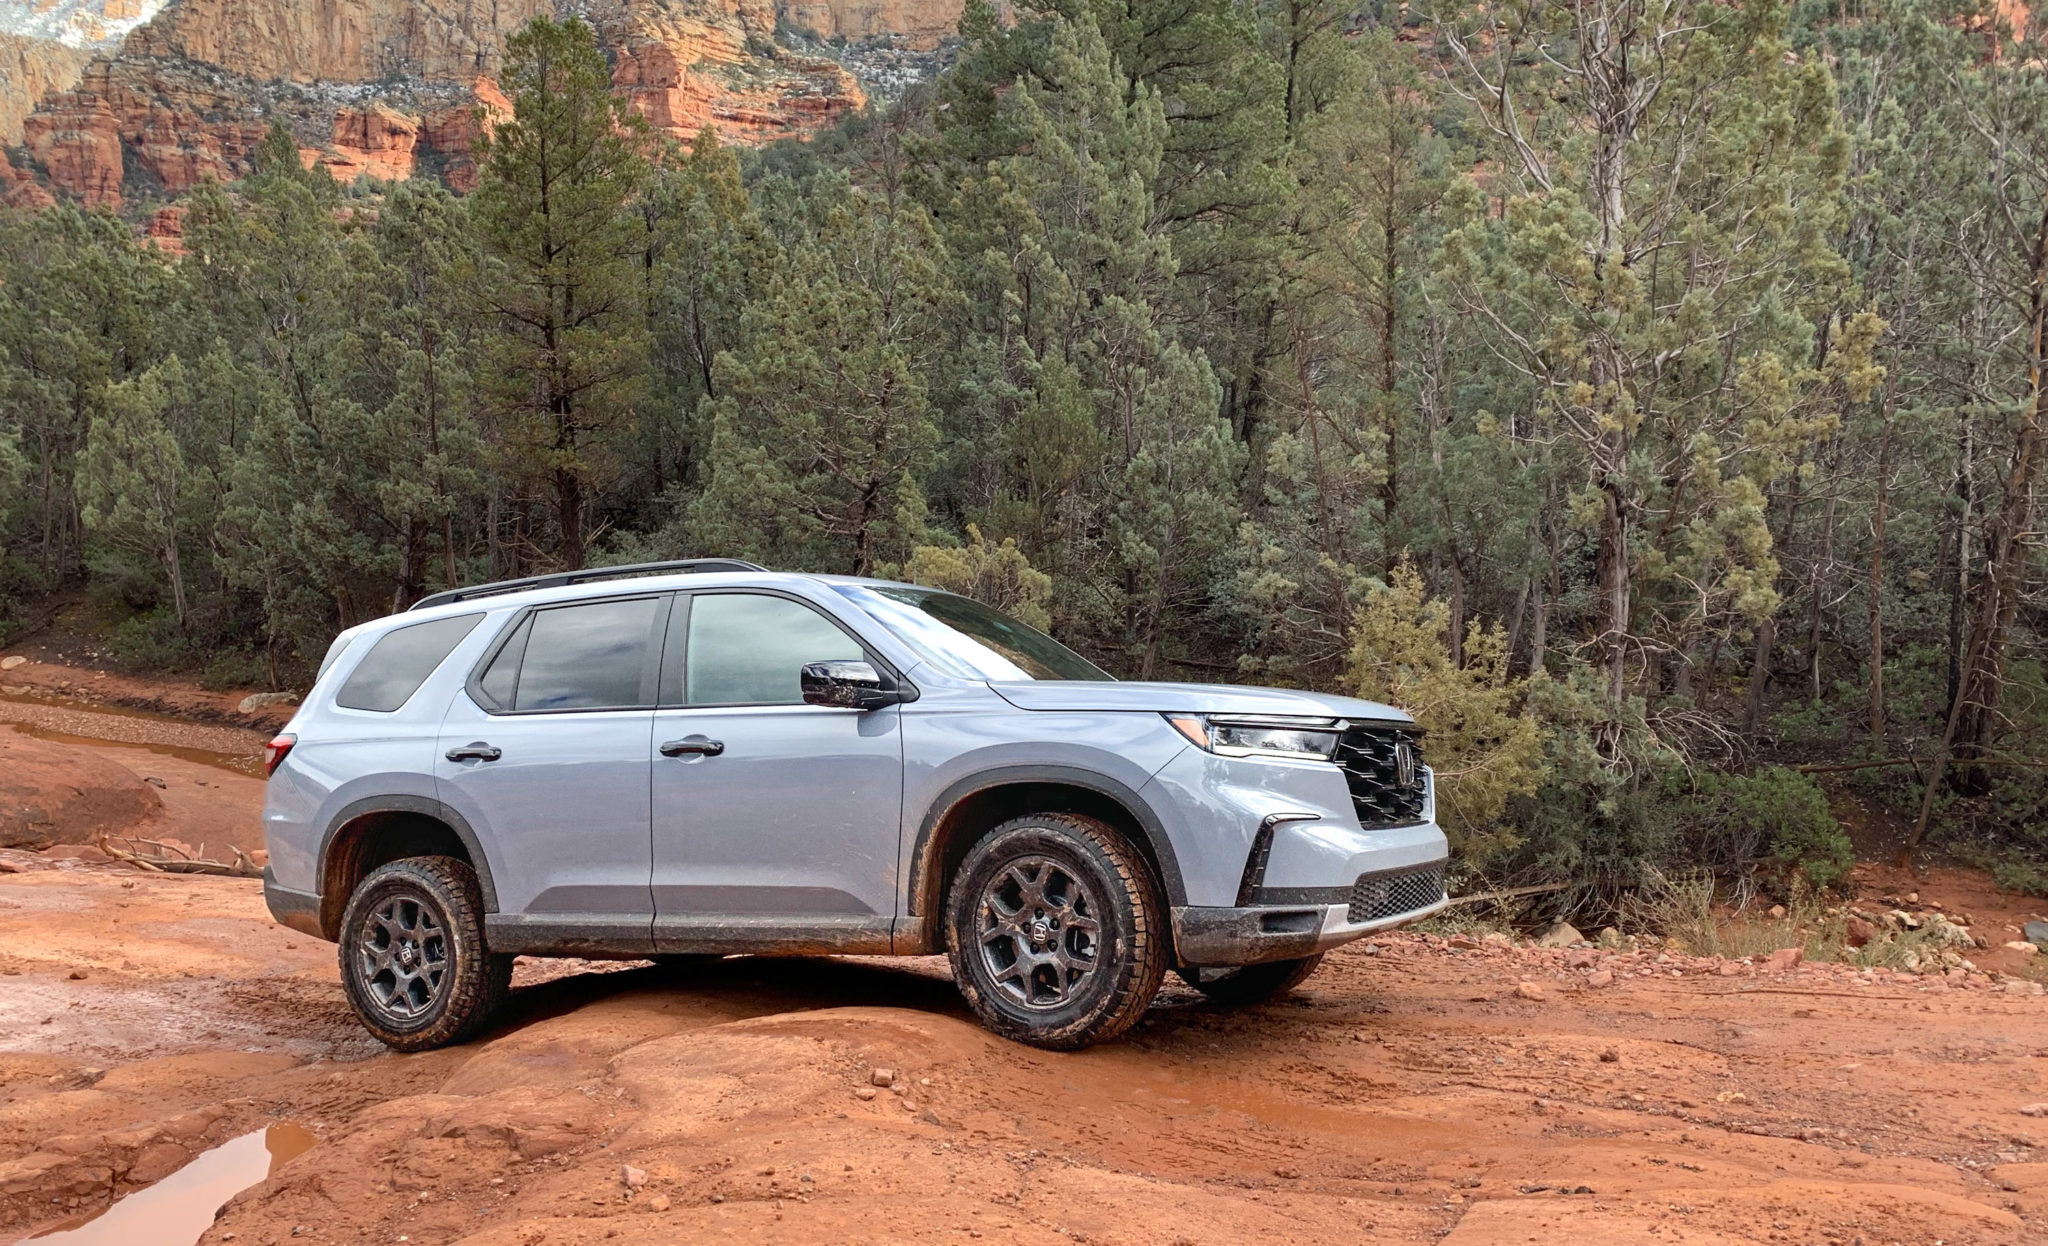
[1343,565,1545,859]
[906,525,1054,630]
[1689,765,1852,891]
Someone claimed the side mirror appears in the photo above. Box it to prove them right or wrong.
[800,660,901,710]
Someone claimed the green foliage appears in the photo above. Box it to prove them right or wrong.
[1344,565,1545,854]
[471,16,651,567]
[1687,766,1853,892]
[688,187,952,574]
[2,3,2048,899]
[907,526,1054,630]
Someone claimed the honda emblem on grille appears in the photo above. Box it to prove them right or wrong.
[1394,741,1417,788]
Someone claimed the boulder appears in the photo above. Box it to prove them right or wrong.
[0,736,160,849]
[1534,921,1584,949]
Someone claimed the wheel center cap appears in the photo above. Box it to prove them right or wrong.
[1029,918,1051,946]
[399,941,417,968]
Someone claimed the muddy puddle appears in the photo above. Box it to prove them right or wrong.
[0,692,261,776]
[24,1123,316,1246]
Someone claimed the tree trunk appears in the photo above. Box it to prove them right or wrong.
[162,538,187,629]
[1867,364,1898,740]
[1596,478,1630,704]
[1743,615,1775,736]
[1807,438,1840,704]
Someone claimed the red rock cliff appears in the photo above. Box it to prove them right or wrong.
[12,0,883,210]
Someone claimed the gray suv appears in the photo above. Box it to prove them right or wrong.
[261,560,1448,1050]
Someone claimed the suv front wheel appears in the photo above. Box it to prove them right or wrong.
[946,814,1167,1050]
[337,855,511,1051]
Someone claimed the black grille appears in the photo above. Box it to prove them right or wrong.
[1348,861,1447,924]
[1333,724,1428,828]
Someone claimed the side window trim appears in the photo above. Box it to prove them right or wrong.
[464,592,674,716]
[656,592,692,709]
[663,587,903,710]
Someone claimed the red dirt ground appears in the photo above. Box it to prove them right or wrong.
[0,661,2043,1246]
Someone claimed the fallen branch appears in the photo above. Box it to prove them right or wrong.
[1796,755,2048,775]
[1446,881,1578,906]
[95,833,261,878]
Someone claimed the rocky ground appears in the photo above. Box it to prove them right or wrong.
[0,660,2046,1245]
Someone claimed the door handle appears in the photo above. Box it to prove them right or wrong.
[659,735,725,758]
[445,742,502,762]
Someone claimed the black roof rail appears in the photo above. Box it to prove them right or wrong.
[409,559,770,611]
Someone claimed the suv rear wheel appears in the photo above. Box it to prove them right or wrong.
[1176,954,1325,1005]
[946,813,1167,1050]
[337,856,510,1051]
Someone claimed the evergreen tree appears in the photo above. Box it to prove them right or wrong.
[689,185,953,574]
[77,357,197,625]
[471,15,651,569]
[1434,0,1878,728]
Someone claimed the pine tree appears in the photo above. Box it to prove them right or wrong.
[1434,0,1877,728]
[471,15,651,569]
[77,358,196,625]
[688,185,953,574]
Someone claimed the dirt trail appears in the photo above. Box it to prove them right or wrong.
[0,858,2042,1246]
[0,661,2043,1245]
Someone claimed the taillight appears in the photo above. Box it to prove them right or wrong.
[263,733,297,778]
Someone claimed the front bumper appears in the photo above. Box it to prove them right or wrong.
[1170,857,1449,966]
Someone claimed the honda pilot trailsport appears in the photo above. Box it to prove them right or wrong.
[261,560,1449,1051]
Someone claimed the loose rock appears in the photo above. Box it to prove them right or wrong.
[871,1068,896,1088]
[1535,922,1583,949]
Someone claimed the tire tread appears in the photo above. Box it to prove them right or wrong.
[946,813,1167,1050]
[337,855,508,1052]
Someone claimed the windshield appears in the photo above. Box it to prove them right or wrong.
[836,586,1112,682]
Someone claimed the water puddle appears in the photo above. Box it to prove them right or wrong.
[1,718,258,777]
[25,1123,316,1246]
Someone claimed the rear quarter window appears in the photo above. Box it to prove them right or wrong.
[334,614,484,712]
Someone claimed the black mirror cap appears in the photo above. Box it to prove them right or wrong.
[800,660,902,710]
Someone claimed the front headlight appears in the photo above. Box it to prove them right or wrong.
[1164,713,1341,761]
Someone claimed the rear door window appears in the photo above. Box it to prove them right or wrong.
[498,596,665,712]
[334,614,483,712]
[678,593,864,706]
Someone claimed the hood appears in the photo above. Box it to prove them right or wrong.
[987,680,1413,724]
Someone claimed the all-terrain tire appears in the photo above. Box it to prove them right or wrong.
[1175,954,1325,1006]
[945,813,1168,1051]
[337,855,511,1052]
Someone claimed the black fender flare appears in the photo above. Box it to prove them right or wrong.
[315,794,500,915]
[908,764,1188,918]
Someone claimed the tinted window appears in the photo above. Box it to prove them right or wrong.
[513,597,662,711]
[835,586,1110,681]
[683,594,863,706]
[334,614,483,712]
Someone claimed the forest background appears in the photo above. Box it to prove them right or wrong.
[5,0,2047,917]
